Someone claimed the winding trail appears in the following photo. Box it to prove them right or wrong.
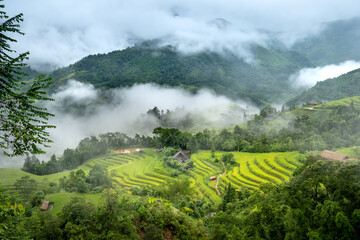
[215,161,226,195]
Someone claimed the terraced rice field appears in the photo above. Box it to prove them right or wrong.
[319,96,360,110]
[191,151,302,195]
[83,150,171,189]
[0,149,303,205]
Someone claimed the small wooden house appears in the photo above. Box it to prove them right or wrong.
[173,151,190,163]
[308,102,319,106]
[40,201,49,211]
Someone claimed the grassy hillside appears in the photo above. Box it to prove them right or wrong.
[0,149,303,207]
[48,43,309,104]
[289,96,360,115]
[0,168,70,186]
[337,146,360,159]
[286,69,360,107]
[317,96,360,110]
[45,192,101,215]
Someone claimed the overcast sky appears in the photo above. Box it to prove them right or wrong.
[5,0,360,69]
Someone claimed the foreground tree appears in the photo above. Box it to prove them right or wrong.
[0,0,54,156]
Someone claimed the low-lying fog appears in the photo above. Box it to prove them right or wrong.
[289,60,360,88]
[0,80,259,168]
[49,80,257,150]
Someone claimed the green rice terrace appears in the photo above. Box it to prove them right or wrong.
[0,149,303,205]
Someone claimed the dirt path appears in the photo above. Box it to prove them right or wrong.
[215,161,226,195]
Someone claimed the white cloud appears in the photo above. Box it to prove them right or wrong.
[4,0,360,69]
[289,60,360,88]
[45,81,257,156]
[52,80,97,101]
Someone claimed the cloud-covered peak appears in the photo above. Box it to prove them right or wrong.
[5,0,360,70]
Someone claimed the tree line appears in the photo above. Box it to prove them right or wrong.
[22,102,360,176]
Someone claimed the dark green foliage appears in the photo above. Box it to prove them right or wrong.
[163,178,194,202]
[76,178,88,193]
[60,169,88,193]
[36,212,63,240]
[88,164,112,188]
[177,197,212,219]
[30,195,42,208]
[48,42,309,104]
[153,127,190,149]
[60,165,112,193]
[0,1,54,156]
[130,185,162,197]
[54,189,205,239]
[220,153,236,166]
[220,183,237,212]
[14,176,38,201]
[58,197,96,226]
[57,197,96,239]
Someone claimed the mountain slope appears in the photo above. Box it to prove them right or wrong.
[49,43,310,104]
[293,17,360,66]
[286,68,360,107]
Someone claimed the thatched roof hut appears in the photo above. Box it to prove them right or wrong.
[321,150,348,162]
[40,201,49,211]
[173,151,190,163]
[209,176,217,180]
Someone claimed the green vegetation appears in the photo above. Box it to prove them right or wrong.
[287,70,360,107]
[45,192,101,215]
[0,150,301,204]
[3,153,360,239]
[48,42,309,104]
[211,155,360,239]
[337,146,360,159]
[21,132,137,175]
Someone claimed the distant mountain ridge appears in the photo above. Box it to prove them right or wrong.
[293,17,360,66]
[48,43,310,105]
[34,17,360,105]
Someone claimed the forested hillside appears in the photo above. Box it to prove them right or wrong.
[294,17,360,65]
[48,42,310,104]
[287,68,360,107]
